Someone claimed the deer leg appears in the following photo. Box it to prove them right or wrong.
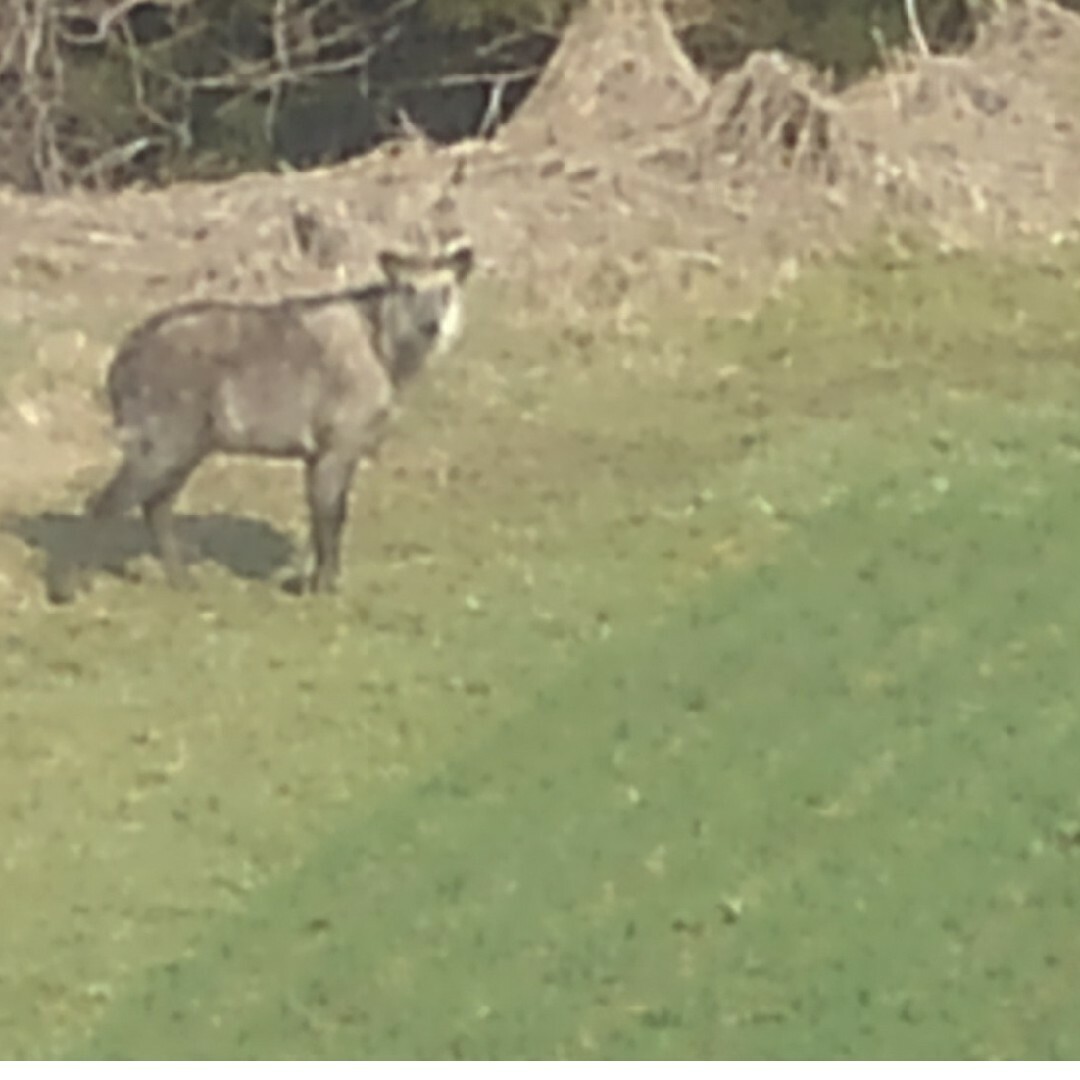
[142,464,199,588]
[304,450,359,594]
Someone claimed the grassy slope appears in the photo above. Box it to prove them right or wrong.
[2,238,1080,1058]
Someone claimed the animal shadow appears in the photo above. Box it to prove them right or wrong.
[2,510,297,597]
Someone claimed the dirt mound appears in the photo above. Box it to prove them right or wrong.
[625,2,1080,254]
[502,0,708,149]
[693,53,858,186]
[2,0,1077,307]
[840,46,1078,239]
[638,50,903,209]
[974,0,1080,99]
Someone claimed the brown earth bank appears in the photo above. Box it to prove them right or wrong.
[1,0,1079,512]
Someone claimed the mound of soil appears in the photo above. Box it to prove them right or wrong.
[502,0,708,149]
[2,0,1078,305]
[639,51,897,200]
[974,0,1080,99]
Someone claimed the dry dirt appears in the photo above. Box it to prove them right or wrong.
[1,0,1080,512]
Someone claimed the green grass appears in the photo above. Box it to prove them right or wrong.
[3,237,1080,1058]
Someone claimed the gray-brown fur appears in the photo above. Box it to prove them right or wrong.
[81,241,475,595]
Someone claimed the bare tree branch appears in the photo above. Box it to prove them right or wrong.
[0,0,551,191]
[16,0,67,191]
[58,0,155,44]
[903,0,931,56]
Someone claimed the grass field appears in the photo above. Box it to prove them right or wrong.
[2,236,1080,1058]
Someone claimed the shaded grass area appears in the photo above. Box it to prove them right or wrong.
[2,237,1080,1058]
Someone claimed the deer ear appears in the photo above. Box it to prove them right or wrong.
[442,245,475,284]
[378,250,408,284]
